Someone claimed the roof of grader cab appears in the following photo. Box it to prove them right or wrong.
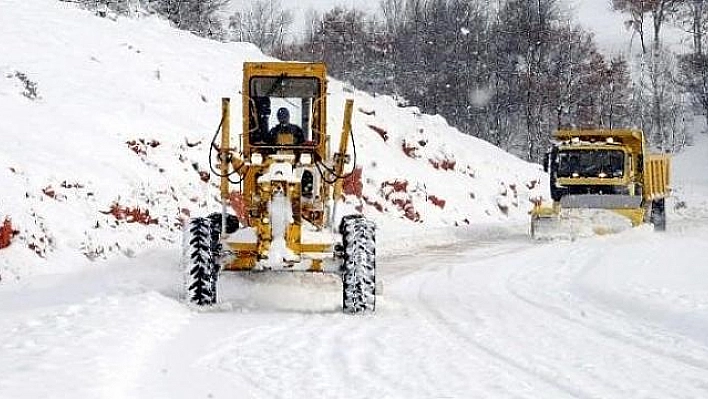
[242,62,327,80]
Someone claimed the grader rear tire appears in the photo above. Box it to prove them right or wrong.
[340,215,376,314]
[183,217,219,305]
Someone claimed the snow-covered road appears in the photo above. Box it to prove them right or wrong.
[2,222,707,399]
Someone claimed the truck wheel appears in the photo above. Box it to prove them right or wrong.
[183,217,219,305]
[340,215,376,314]
[650,198,666,232]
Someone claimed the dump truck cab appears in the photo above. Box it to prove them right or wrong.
[547,130,644,205]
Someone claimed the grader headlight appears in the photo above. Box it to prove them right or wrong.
[251,153,263,165]
[300,153,312,165]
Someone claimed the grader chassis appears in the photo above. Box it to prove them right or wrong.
[182,62,376,314]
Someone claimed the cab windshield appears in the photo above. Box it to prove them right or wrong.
[556,149,625,178]
[248,76,321,147]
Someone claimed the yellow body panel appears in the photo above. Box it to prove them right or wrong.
[554,129,645,154]
[644,154,671,199]
[612,208,646,226]
[226,243,259,270]
[333,99,354,201]
[223,241,332,271]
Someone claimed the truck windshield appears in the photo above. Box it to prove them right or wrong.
[556,149,624,178]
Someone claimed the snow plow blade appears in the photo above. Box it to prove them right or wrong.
[560,194,643,209]
[531,207,633,240]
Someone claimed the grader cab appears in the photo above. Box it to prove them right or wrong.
[531,129,671,239]
[182,62,376,314]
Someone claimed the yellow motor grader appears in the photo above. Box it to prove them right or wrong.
[182,62,375,313]
[531,129,670,239]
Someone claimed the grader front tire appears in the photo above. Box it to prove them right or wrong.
[340,215,376,314]
[183,217,219,306]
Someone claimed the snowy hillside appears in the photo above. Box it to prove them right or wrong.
[0,0,544,280]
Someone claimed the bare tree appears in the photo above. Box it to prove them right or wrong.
[291,6,396,93]
[280,0,630,161]
[60,0,152,17]
[380,0,405,35]
[151,0,228,38]
[604,57,634,128]
[678,1,708,129]
[228,0,294,57]
[576,53,633,128]
[60,0,228,37]
[683,0,708,54]
[613,0,687,152]
[495,0,564,161]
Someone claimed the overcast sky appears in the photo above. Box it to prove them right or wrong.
[228,0,664,55]
[229,0,379,15]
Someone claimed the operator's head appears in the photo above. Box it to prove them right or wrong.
[276,107,290,124]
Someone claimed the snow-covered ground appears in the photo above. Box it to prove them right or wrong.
[2,207,708,398]
[1,1,708,398]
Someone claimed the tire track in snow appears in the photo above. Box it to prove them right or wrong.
[380,235,580,397]
[389,232,708,398]
[382,236,533,283]
[507,241,708,372]
[182,311,401,399]
[407,268,600,399]
[501,239,708,397]
[0,292,191,399]
[178,232,541,398]
[195,321,294,399]
[197,241,539,399]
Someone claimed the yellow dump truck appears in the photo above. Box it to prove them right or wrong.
[531,129,670,238]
